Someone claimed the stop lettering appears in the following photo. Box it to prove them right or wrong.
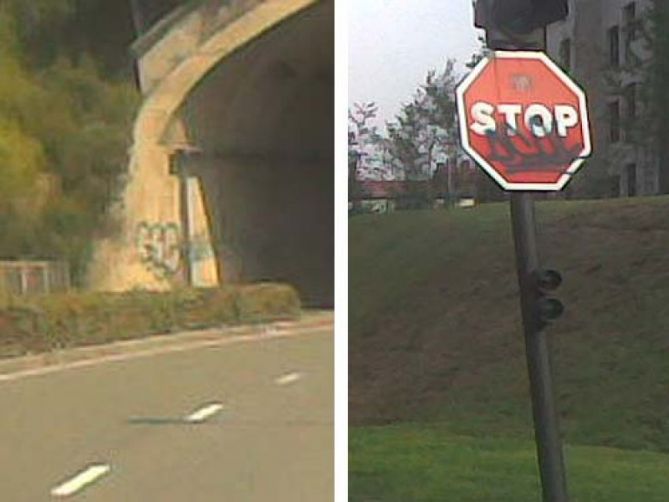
[470,102,579,138]
[455,51,592,191]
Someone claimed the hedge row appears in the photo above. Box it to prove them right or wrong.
[0,284,300,358]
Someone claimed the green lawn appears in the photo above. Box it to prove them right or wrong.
[349,197,669,499]
[349,197,669,452]
[350,424,669,502]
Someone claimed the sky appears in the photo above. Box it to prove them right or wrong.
[349,0,482,132]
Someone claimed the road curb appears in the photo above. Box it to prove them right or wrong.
[0,311,333,381]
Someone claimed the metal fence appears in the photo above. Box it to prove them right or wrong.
[0,261,71,296]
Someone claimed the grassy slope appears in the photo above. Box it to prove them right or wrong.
[349,197,669,452]
[350,424,669,502]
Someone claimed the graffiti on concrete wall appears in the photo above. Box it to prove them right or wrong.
[136,222,181,278]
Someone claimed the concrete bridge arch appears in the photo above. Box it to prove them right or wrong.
[90,0,333,306]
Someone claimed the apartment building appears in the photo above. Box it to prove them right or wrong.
[547,0,658,197]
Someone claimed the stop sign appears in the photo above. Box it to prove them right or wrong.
[456,51,591,191]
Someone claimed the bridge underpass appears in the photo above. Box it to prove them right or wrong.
[179,2,333,306]
[89,0,333,308]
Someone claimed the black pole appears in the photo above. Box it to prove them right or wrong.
[510,192,569,502]
[497,25,569,501]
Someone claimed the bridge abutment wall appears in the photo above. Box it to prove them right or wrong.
[88,0,333,306]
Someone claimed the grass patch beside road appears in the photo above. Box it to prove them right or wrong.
[0,283,300,358]
[349,196,669,452]
[350,424,669,502]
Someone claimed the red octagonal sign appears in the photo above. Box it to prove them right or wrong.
[456,51,592,191]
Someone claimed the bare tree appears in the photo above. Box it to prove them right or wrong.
[348,102,381,211]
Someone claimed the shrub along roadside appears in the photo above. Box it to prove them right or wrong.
[0,283,301,358]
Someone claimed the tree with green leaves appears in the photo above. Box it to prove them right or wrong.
[387,61,458,179]
[643,0,669,192]
[385,61,459,207]
[0,2,139,284]
[594,0,669,197]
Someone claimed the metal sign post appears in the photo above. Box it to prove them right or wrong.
[455,27,595,500]
[170,149,194,287]
[510,192,569,502]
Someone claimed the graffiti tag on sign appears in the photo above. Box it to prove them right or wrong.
[136,222,181,278]
[485,124,583,173]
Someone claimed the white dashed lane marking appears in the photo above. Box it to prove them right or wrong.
[50,464,110,497]
[275,372,303,386]
[185,402,225,423]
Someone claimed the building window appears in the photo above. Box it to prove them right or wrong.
[559,38,571,71]
[610,176,621,197]
[624,2,637,39]
[608,26,620,68]
[609,101,621,143]
[623,2,638,63]
[643,162,655,194]
[626,164,637,197]
[624,83,637,123]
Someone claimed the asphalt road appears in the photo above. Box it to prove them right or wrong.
[0,313,333,501]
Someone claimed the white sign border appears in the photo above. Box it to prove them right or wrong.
[455,50,592,192]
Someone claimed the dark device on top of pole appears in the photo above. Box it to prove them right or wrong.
[474,0,568,50]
